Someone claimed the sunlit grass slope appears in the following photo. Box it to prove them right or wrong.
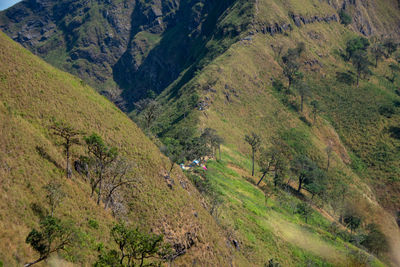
[0,32,242,266]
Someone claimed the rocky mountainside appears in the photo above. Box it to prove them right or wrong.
[0,0,250,109]
[1,0,399,109]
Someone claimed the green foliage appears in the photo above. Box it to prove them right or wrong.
[43,181,65,217]
[345,37,370,61]
[282,43,305,89]
[88,219,99,230]
[350,50,371,86]
[343,213,362,233]
[336,71,356,85]
[95,223,172,267]
[361,224,389,256]
[296,202,313,223]
[25,216,78,265]
[280,128,310,155]
[339,10,352,26]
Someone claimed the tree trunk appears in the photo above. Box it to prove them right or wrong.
[24,256,46,267]
[168,162,174,177]
[66,141,71,179]
[97,166,103,205]
[327,155,330,171]
[300,95,304,112]
[251,149,255,176]
[297,176,303,192]
[356,72,360,87]
[257,172,267,186]
[313,111,316,125]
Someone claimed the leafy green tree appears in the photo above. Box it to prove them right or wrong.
[361,223,389,256]
[43,181,65,217]
[336,71,356,85]
[257,139,290,186]
[25,216,77,267]
[161,138,185,177]
[85,133,118,205]
[201,128,224,160]
[344,213,362,233]
[345,37,369,61]
[339,10,352,26]
[245,132,261,176]
[282,43,305,90]
[50,121,82,178]
[95,223,172,267]
[350,50,371,86]
[291,155,315,192]
[304,168,327,199]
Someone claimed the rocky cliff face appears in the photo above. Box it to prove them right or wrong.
[0,0,248,109]
[1,0,399,109]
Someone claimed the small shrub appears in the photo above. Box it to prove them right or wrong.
[299,116,312,127]
[88,219,99,229]
[339,10,352,26]
[272,78,284,92]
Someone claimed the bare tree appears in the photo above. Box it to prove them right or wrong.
[245,132,261,176]
[50,121,82,178]
[85,133,118,205]
[103,158,135,210]
[43,181,65,217]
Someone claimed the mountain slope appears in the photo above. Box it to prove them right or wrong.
[2,0,400,266]
[0,32,240,266]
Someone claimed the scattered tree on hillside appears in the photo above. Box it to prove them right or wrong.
[310,100,320,125]
[95,223,172,267]
[161,138,185,177]
[245,132,261,176]
[291,155,315,192]
[361,223,389,256]
[295,81,311,112]
[344,212,362,233]
[370,42,385,67]
[304,168,328,199]
[103,157,134,210]
[43,181,65,217]
[201,128,224,160]
[345,37,369,61]
[25,216,77,267]
[50,121,82,178]
[383,38,398,57]
[257,139,290,186]
[134,99,161,130]
[282,42,305,90]
[85,133,118,205]
[350,50,371,86]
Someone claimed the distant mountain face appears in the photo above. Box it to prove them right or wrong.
[0,0,247,109]
[2,0,399,110]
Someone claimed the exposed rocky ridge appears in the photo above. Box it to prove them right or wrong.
[0,0,248,109]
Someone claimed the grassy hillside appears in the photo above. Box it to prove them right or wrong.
[0,32,242,266]
[145,0,400,266]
